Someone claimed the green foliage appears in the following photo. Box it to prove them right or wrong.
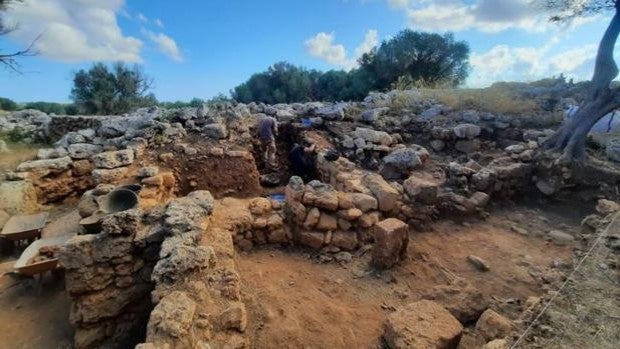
[71,62,157,115]
[233,62,322,104]
[23,101,66,114]
[359,30,470,89]
[232,30,470,103]
[0,97,17,111]
[0,126,30,143]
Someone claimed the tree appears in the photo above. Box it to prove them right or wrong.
[71,62,156,115]
[359,30,470,89]
[23,101,65,114]
[232,62,321,104]
[0,0,37,72]
[542,0,620,163]
[0,96,17,110]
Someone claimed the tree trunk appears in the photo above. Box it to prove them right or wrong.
[545,6,620,163]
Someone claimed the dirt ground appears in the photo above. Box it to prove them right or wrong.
[237,200,578,349]
[0,206,79,349]
[0,195,605,349]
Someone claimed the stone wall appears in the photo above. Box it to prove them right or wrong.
[47,115,106,142]
[58,208,163,349]
[141,190,249,348]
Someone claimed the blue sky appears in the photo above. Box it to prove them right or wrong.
[0,0,610,103]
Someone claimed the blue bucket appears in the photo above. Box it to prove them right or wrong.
[301,118,312,128]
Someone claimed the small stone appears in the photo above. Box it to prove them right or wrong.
[475,309,513,341]
[219,303,247,332]
[138,167,159,178]
[467,255,490,272]
[548,230,574,245]
[596,199,619,215]
[142,175,164,187]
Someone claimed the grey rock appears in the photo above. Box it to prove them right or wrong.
[380,145,429,180]
[91,149,135,169]
[37,147,68,160]
[17,156,72,172]
[352,127,392,146]
[315,103,346,121]
[68,143,103,159]
[548,230,575,245]
[203,123,227,140]
[453,124,481,139]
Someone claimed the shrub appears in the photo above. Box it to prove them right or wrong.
[0,97,18,111]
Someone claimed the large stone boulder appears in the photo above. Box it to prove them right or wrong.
[98,113,157,138]
[422,278,489,323]
[361,107,390,123]
[383,300,463,349]
[315,103,346,121]
[92,167,130,184]
[475,309,513,341]
[152,245,216,284]
[147,291,196,340]
[302,181,339,211]
[352,127,393,146]
[68,143,103,159]
[372,218,409,269]
[91,149,135,169]
[403,175,439,204]
[17,156,72,173]
[37,147,68,159]
[203,123,227,140]
[454,124,482,139]
[379,145,429,180]
[362,174,399,212]
[349,193,378,212]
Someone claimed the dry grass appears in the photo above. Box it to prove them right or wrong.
[419,87,541,115]
[0,142,39,173]
[517,216,620,349]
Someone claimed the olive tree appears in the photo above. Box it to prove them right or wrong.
[71,63,156,115]
[543,0,620,163]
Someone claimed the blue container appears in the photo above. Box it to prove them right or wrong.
[269,193,285,203]
[301,118,312,128]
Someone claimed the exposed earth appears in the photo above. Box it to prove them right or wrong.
[0,88,619,349]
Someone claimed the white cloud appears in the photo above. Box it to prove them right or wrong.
[142,29,183,63]
[4,0,143,62]
[388,0,409,9]
[468,41,599,87]
[137,12,148,23]
[305,32,348,66]
[305,29,378,70]
[154,18,164,28]
[394,0,594,33]
[548,45,597,72]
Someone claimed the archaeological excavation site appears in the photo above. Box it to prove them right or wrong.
[1,87,619,349]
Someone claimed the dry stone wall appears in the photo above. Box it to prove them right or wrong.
[58,208,162,349]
